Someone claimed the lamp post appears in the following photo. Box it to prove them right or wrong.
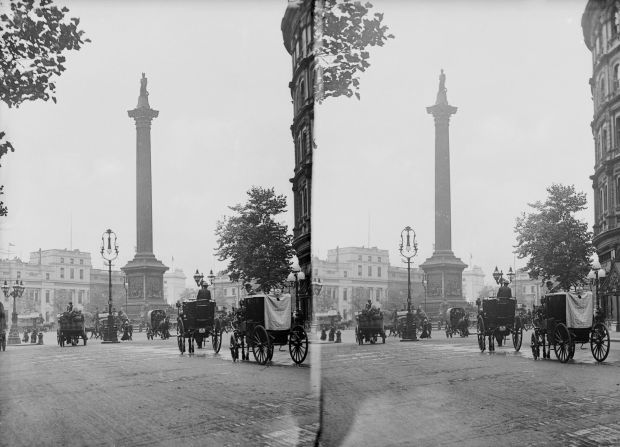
[2,279,25,344]
[421,273,428,314]
[287,258,306,324]
[493,266,515,288]
[193,269,204,288]
[100,229,119,343]
[207,269,216,300]
[587,260,606,311]
[122,274,128,316]
[399,226,418,341]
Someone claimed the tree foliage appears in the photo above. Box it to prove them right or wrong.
[0,0,90,215]
[215,187,294,293]
[514,184,594,292]
[317,0,394,102]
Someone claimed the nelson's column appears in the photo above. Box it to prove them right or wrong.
[420,70,467,313]
[122,73,168,319]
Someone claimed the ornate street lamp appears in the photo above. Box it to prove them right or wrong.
[122,274,129,316]
[100,229,120,343]
[2,279,25,344]
[207,269,216,299]
[588,260,606,311]
[399,226,418,342]
[193,269,204,287]
[287,258,306,323]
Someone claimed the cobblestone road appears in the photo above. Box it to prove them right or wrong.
[318,329,620,447]
[0,332,319,447]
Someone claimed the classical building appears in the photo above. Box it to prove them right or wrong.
[507,269,543,309]
[163,269,187,306]
[312,247,426,321]
[282,0,315,322]
[0,249,125,324]
[582,2,620,321]
[461,265,485,303]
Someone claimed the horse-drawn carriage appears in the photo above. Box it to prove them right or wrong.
[445,307,470,338]
[531,291,610,363]
[355,309,386,344]
[177,299,222,354]
[146,309,170,340]
[230,293,309,365]
[57,310,87,347]
[476,296,522,352]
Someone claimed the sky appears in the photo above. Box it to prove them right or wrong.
[1,0,295,288]
[313,0,595,285]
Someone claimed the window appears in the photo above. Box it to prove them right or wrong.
[358,265,362,276]
[70,269,74,279]
[79,269,83,280]
[45,273,50,280]
[60,257,64,264]
[17,271,21,279]
[344,271,348,278]
[615,65,620,91]
[378,257,382,262]
[46,291,50,303]
[615,8,620,36]
[603,128,608,152]
[34,290,39,303]
[60,267,65,279]
[604,184,609,213]
[79,259,84,265]
[600,77,606,103]
[368,266,372,276]
[358,255,362,261]
[378,266,382,277]
[232,288,236,296]
[368,256,372,262]
[70,258,74,264]
[343,289,348,301]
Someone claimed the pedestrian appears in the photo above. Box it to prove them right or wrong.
[197,282,211,301]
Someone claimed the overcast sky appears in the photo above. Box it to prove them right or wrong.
[1,0,294,287]
[314,0,594,285]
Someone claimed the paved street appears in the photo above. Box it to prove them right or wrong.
[0,331,319,447]
[318,328,620,447]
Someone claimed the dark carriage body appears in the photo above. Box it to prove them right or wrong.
[355,310,386,344]
[446,307,469,337]
[57,311,87,347]
[176,300,222,354]
[476,297,522,352]
[530,292,609,363]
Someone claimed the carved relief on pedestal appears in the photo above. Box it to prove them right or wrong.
[427,273,443,297]
[128,277,143,300]
[445,273,462,297]
[146,276,163,300]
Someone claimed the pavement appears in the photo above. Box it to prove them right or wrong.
[0,330,319,447]
[318,328,620,447]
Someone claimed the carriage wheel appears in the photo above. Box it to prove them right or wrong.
[530,332,539,360]
[212,327,223,354]
[251,325,271,365]
[590,322,610,363]
[289,325,308,365]
[553,323,571,363]
[476,316,486,352]
[512,325,523,352]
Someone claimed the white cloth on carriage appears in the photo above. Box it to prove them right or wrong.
[565,291,593,329]
[264,294,291,331]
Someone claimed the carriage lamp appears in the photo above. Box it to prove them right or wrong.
[2,279,25,345]
[100,229,120,344]
[399,226,418,342]
[193,269,204,287]
[507,267,515,283]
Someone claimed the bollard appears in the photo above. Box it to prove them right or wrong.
[335,330,342,343]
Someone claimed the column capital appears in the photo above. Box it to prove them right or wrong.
[128,107,159,121]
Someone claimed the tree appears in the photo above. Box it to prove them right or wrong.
[215,187,294,293]
[514,184,595,292]
[0,0,90,215]
[316,0,394,102]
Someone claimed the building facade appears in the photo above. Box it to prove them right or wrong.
[582,1,620,321]
[163,269,187,306]
[312,247,427,321]
[461,265,486,304]
[282,0,315,322]
[1,249,125,323]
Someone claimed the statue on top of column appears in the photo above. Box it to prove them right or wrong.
[140,73,148,97]
[436,69,448,105]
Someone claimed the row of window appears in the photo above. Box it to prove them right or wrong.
[592,8,620,60]
[59,268,84,280]
[291,18,313,71]
[595,175,620,218]
[295,125,311,167]
[322,287,384,302]
[357,255,383,263]
[294,181,310,225]
[59,257,84,265]
[31,289,87,305]
[357,265,382,277]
